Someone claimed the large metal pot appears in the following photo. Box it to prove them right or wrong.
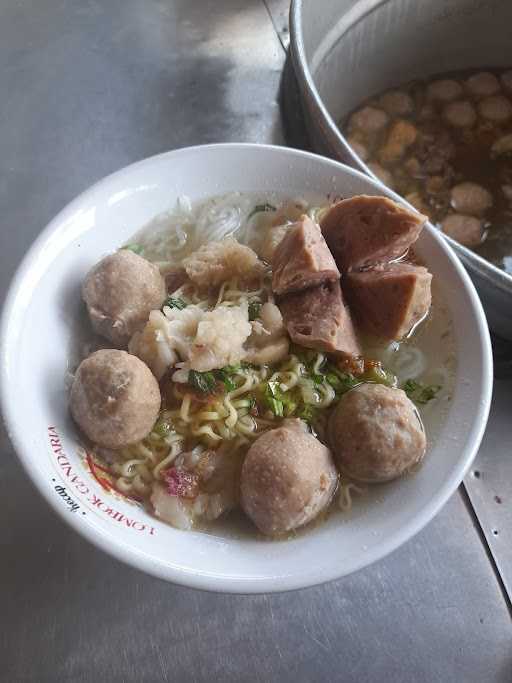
[290,0,512,339]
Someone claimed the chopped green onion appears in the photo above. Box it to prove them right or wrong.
[296,404,318,423]
[214,367,237,392]
[241,361,257,370]
[188,370,216,394]
[163,296,187,310]
[267,396,284,417]
[248,301,262,321]
[247,203,277,221]
[223,364,241,374]
[121,243,144,255]
[154,419,172,438]
[363,364,398,388]
[282,397,298,417]
[263,381,284,417]
[403,379,442,404]
[325,366,359,395]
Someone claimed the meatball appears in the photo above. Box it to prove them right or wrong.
[450,182,493,216]
[491,133,512,157]
[478,95,512,122]
[240,421,338,535]
[465,72,500,98]
[83,250,166,347]
[70,349,161,449]
[443,100,477,128]
[378,90,414,116]
[426,79,463,102]
[328,384,426,483]
[441,214,484,247]
[405,192,429,216]
[349,106,389,134]
[378,120,418,164]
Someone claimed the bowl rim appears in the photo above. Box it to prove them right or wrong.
[289,0,512,295]
[0,142,494,593]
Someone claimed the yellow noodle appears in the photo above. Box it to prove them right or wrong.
[223,396,239,429]
[180,394,193,423]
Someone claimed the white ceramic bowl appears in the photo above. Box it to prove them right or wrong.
[0,144,493,593]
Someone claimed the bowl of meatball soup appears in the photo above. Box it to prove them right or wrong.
[0,144,492,592]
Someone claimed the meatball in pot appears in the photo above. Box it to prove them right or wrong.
[70,349,161,449]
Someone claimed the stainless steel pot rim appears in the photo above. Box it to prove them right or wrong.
[289,0,512,296]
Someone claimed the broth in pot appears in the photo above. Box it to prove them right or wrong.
[343,69,512,275]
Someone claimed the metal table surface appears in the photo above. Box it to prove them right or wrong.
[0,2,510,681]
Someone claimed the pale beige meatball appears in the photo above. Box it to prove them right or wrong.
[378,90,414,116]
[443,100,477,128]
[240,421,338,535]
[450,182,493,216]
[427,79,463,102]
[465,72,500,98]
[70,349,161,449]
[83,250,166,347]
[349,106,389,134]
[405,192,429,216]
[478,95,512,122]
[378,120,418,164]
[441,214,484,247]
[328,384,426,483]
[491,133,512,157]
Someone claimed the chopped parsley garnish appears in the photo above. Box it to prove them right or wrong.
[188,370,217,394]
[247,203,277,221]
[248,301,262,321]
[188,366,241,395]
[403,379,441,404]
[121,243,144,255]
[163,296,187,310]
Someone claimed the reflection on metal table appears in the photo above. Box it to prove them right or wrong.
[0,1,510,681]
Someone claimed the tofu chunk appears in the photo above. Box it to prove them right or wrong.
[272,215,340,295]
[278,281,361,358]
[346,263,432,340]
[320,195,426,272]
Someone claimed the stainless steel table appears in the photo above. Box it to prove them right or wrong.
[1,2,510,681]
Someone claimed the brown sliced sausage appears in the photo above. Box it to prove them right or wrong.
[320,195,426,272]
[278,280,361,358]
[346,262,432,340]
[272,215,340,295]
